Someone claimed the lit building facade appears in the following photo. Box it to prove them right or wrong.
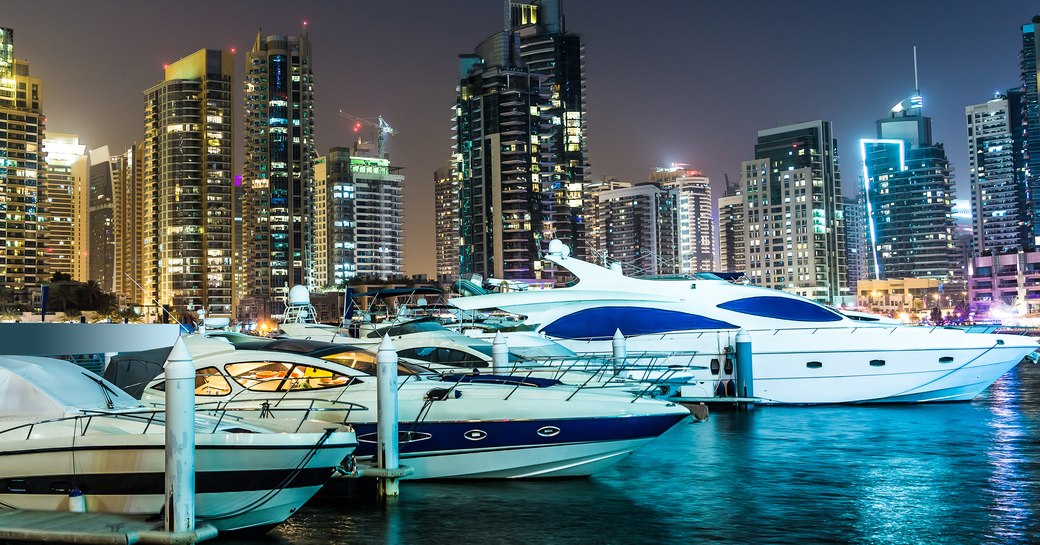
[598,183,679,276]
[315,147,404,285]
[112,143,144,305]
[857,277,943,317]
[87,146,115,291]
[966,92,1028,254]
[843,193,867,295]
[143,48,234,315]
[243,29,316,299]
[741,120,847,304]
[862,93,959,283]
[717,183,744,274]
[650,165,714,273]
[582,177,631,264]
[41,133,86,280]
[434,165,458,283]
[0,27,46,296]
[1022,18,1040,243]
[968,252,1040,316]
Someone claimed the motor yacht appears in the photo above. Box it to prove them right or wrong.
[446,242,1039,404]
[134,335,692,479]
[0,354,357,532]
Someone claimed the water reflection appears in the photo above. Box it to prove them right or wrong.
[215,363,1040,545]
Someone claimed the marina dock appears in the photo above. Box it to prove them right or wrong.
[0,510,217,545]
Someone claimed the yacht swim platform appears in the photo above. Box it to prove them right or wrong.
[0,509,218,545]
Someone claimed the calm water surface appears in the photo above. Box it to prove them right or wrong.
[227,361,1040,544]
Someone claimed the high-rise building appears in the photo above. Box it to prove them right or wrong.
[87,146,115,291]
[143,48,234,315]
[41,133,86,281]
[741,120,847,304]
[843,193,867,295]
[966,92,1028,254]
[1022,17,1040,243]
[243,29,316,301]
[598,183,679,276]
[717,181,744,274]
[650,165,714,273]
[112,143,144,305]
[510,1,589,260]
[0,27,46,297]
[315,146,404,286]
[862,93,959,282]
[434,165,458,284]
[582,177,631,264]
[452,1,588,281]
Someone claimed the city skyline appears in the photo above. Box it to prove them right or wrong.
[3,1,1032,276]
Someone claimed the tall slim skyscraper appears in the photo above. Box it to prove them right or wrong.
[452,1,588,281]
[741,120,847,304]
[1022,17,1040,243]
[862,93,959,282]
[843,193,867,295]
[0,27,46,296]
[434,165,459,283]
[510,1,589,260]
[243,29,316,300]
[598,183,678,276]
[144,48,234,315]
[41,133,86,280]
[87,147,115,291]
[650,165,714,273]
[112,143,144,305]
[582,177,631,264]
[966,92,1028,254]
[717,181,744,274]
[315,146,404,286]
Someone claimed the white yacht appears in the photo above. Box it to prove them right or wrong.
[136,336,692,479]
[447,242,1039,404]
[0,354,357,532]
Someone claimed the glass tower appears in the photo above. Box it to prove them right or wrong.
[1022,17,1040,243]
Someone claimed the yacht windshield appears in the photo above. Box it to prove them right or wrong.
[224,361,356,392]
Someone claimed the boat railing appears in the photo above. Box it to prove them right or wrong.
[194,397,369,433]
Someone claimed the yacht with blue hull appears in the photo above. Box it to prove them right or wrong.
[137,336,691,479]
[447,242,1038,404]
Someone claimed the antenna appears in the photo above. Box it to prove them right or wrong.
[913,45,919,93]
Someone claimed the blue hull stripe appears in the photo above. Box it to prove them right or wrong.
[351,413,687,458]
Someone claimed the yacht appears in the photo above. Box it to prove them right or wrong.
[0,354,357,532]
[446,241,1039,404]
[135,336,692,479]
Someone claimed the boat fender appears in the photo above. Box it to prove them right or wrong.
[425,388,451,401]
[454,389,463,399]
[68,487,86,513]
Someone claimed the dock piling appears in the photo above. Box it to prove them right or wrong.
[734,329,754,409]
[164,338,196,533]
[376,336,401,498]
[492,332,508,374]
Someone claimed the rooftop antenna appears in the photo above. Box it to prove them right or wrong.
[913,45,919,94]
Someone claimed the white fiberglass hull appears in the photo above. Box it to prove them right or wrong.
[559,327,1037,404]
[0,430,356,532]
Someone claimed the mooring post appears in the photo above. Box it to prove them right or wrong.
[734,329,754,410]
[612,329,626,374]
[492,332,509,374]
[376,335,401,498]
[164,337,196,533]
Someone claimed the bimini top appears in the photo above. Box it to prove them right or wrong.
[0,356,142,420]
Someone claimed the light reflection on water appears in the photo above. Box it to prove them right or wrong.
[218,362,1040,545]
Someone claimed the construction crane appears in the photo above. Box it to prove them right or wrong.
[338,110,397,159]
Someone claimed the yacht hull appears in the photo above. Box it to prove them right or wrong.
[0,432,356,531]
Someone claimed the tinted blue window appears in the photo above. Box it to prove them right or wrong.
[716,296,843,322]
[541,307,736,339]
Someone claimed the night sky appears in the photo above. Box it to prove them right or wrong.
[5,1,1034,275]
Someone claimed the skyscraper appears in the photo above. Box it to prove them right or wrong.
[143,48,234,315]
[434,165,458,284]
[0,27,46,297]
[582,177,631,264]
[741,120,847,304]
[650,165,714,273]
[966,92,1027,254]
[112,143,144,306]
[87,146,115,291]
[717,181,744,274]
[41,133,86,281]
[598,183,678,276]
[843,192,867,295]
[243,29,316,301]
[315,145,404,286]
[451,1,587,281]
[862,93,959,282]
[1022,17,1040,243]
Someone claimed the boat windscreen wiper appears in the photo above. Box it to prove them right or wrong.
[82,372,116,409]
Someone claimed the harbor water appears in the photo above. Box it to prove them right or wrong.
[223,361,1040,545]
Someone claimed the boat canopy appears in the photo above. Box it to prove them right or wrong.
[0,356,142,419]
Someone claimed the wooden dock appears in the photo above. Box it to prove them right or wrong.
[0,510,217,545]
